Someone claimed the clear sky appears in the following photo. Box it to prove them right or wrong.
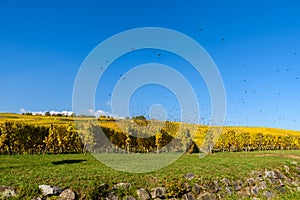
[0,0,300,130]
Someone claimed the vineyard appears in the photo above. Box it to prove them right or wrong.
[0,113,300,155]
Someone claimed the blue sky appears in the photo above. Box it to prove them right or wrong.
[0,0,300,130]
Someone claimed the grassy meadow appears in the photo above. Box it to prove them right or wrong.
[1,150,300,199]
[1,113,300,199]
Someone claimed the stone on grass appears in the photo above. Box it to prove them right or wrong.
[124,196,136,200]
[184,173,195,180]
[259,181,267,190]
[221,178,230,186]
[113,183,132,190]
[275,185,285,193]
[251,186,259,195]
[265,171,276,179]
[39,185,62,196]
[193,183,201,195]
[197,192,216,200]
[150,187,166,199]
[263,190,274,199]
[105,192,118,200]
[225,187,232,195]
[247,178,256,186]
[136,188,151,200]
[58,189,76,200]
[273,169,287,179]
[182,192,195,200]
[0,186,17,198]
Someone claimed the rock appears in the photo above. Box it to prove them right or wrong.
[275,185,285,193]
[251,186,259,195]
[273,169,287,179]
[297,187,300,192]
[150,187,166,199]
[267,178,277,185]
[31,197,44,200]
[197,192,216,200]
[232,180,242,191]
[185,183,192,192]
[136,188,151,200]
[217,192,226,199]
[206,181,220,193]
[124,196,136,200]
[265,171,276,179]
[113,183,132,190]
[38,185,62,196]
[247,178,256,186]
[221,178,230,186]
[237,187,250,198]
[58,189,76,200]
[0,186,18,198]
[284,165,290,173]
[250,171,263,178]
[259,181,267,190]
[225,187,232,195]
[193,183,201,195]
[263,190,274,199]
[278,179,285,186]
[184,173,195,180]
[105,192,118,200]
[182,192,195,200]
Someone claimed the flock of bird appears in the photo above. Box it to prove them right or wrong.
[100,28,299,128]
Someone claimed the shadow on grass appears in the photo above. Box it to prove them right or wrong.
[51,159,87,165]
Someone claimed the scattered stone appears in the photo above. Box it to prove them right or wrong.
[31,197,45,200]
[0,186,18,198]
[251,171,263,178]
[263,190,274,199]
[58,189,76,200]
[237,187,250,198]
[247,178,256,186]
[197,192,216,200]
[185,183,192,192]
[31,197,44,200]
[265,171,276,179]
[184,173,195,180]
[251,186,259,195]
[232,180,242,191]
[113,183,132,190]
[150,187,166,199]
[221,178,230,186]
[273,169,287,179]
[268,178,277,185]
[105,192,118,200]
[193,183,201,195]
[38,185,62,196]
[182,192,195,200]
[224,187,232,195]
[275,185,285,193]
[136,188,151,200]
[206,181,220,193]
[284,165,290,173]
[259,181,267,190]
[217,192,226,199]
[124,196,136,200]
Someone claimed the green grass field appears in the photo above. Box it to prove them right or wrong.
[1,150,300,199]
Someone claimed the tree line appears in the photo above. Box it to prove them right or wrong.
[0,121,300,155]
